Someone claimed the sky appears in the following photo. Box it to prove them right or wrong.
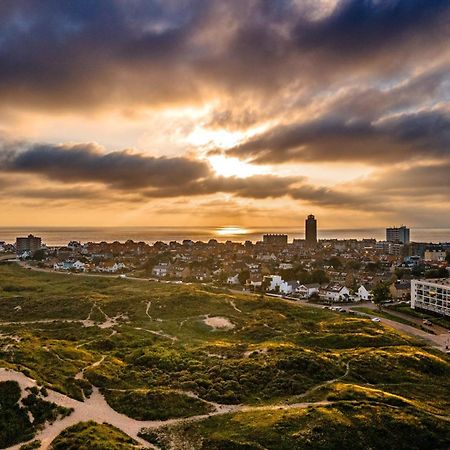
[0,0,449,229]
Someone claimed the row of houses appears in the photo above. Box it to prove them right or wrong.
[262,275,372,301]
[53,260,127,273]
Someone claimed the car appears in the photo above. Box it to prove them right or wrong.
[322,306,330,309]
[422,319,432,326]
[371,317,381,323]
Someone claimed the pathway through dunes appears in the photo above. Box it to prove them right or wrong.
[1,367,362,450]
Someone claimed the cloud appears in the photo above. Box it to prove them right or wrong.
[0,0,448,112]
[1,142,210,189]
[0,137,376,209]
[226,109,450,164]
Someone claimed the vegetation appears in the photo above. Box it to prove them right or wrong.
[0,380,72,449]
[103,388,213,420]
[371,282,391,309]
[141,401,450,450]
[49,421,137,450]
[0,263,449,449]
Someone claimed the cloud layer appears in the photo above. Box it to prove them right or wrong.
[0,0,449,227]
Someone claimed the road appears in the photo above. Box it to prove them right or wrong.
[230,288,450,353]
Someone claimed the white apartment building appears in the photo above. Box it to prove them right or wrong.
[411,279,450,317]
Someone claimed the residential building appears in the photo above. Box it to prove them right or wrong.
[296,283,320,299]
[411,279,450,317]
[390,280,411,300]
[321,284,350,302]
[386,226,410,244]
[16,234,42,254]
[356,285,370,301]
[152,262,171,277]
[305,215,317,247]
[424,250,447,262]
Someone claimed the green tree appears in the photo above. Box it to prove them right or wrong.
[32,249,46,261]
[372,283,390,310]
[238,270,250,286]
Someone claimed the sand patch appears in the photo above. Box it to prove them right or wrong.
[204,317,235,330]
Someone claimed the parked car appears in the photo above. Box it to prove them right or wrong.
[422,319,432,326]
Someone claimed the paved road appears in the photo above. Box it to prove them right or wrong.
[230,288,450,353]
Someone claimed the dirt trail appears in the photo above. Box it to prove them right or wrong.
[0,367,348,450]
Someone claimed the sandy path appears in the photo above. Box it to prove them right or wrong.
[203,316,235,330]
[0,368,341,450]
[229,300,242,313]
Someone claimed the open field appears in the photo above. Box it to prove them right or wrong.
[0,263,449,449]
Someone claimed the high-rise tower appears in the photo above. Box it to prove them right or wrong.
[305,214,317,247]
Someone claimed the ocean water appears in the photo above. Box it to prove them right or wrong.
[0,227,449,246]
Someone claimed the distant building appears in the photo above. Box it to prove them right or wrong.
[424,250,447,262]
[390,280,411,300]
[305,215,317,247]
[16,234,42,254]
[262,234,288,246]
[411,279,450,317]
[386,226,410,244]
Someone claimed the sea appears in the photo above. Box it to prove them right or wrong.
[1,227,450,246]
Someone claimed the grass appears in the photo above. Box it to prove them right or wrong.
[103,388,214,420]
[1,262,449,449]
[49,421,137,450]
[140,402,450,450]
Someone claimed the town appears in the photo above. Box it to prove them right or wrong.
[2,216,449,320]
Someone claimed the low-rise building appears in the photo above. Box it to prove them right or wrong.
[390,280,411,300]
[356,285,370,301]
[411,279,450,317]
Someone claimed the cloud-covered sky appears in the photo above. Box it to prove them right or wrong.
[0,0,449,228]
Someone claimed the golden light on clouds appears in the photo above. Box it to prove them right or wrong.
[215,226,250,237]
[208,155,268,178]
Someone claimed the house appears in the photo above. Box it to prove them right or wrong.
[356,285,370,301]
[265,275,295,295]
[152,262,171,278]
[72,260,86,271]
[97,261,126,273]
[247,273,263,288]
[296,283,320,299]
[321,284,350,302]
[227,274,240,285]
[390,280,411,300]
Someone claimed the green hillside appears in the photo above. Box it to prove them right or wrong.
[0,263,449,449]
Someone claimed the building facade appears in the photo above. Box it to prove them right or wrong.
[411,279,450,317]
[386,226,410,244]
[262,234,288,246]
[305,214,317,247]
[16,234,42,254]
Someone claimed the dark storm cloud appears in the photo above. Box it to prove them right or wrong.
[1,142,210,189]
[294,0,449,59]
[227,109,450,164]
[0,0,448,110]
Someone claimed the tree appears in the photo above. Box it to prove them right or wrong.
[238,270,250,286]
[328,256,342,269]
[446,253,450,265]
[32,249,46,261]
[372,283,390,310]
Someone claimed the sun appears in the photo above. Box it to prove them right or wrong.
[208,155,267,178]
[215,226,249,237]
